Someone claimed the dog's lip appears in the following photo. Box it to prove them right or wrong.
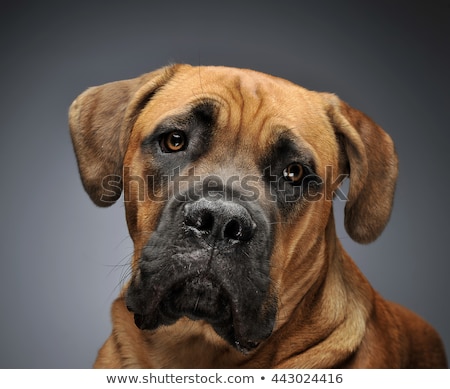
[130,274,232,319]
[160,275,232,322]
[126,274,263,352]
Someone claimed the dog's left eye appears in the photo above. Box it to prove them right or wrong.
[282,162,304,184]
[160,130,187,153]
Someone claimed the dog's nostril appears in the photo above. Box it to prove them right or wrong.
[185,207,215,233]
[184,200,256,241]
[224,219,255,241]
[195,211,214,232]
[224,219,243,240]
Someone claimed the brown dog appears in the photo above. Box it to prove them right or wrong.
[69,64,447,368]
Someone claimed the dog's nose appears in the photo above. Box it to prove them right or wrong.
[184,198,256,242]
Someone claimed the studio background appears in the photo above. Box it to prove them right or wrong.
[0,0,448,368]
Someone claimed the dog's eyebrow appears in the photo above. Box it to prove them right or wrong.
[160,102,216,129]
[141,100,217,147]
[269,129,317,167]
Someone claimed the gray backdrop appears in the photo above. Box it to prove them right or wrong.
[1,0,448,368]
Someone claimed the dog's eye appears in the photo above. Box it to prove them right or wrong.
[160,130,187,153]
[282,162,304,184]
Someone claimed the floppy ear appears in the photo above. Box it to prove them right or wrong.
[69,64,181,206]
[325,94,398,244]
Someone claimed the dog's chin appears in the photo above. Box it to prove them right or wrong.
[128,277,264,354]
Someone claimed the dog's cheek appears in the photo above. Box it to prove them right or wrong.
[127,200,164,256]
[123,149,166,246]
[124,198,139,242]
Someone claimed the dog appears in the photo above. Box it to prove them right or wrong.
[69,64,447,368]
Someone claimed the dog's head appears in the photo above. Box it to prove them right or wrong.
[70,64,397,353]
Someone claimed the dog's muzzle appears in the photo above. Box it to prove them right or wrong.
[126,189,277,353]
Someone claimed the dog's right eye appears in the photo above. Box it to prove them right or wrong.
[282,162,304,184]
[160,130,187,153]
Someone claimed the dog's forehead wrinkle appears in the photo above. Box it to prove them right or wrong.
[182,69,292,138]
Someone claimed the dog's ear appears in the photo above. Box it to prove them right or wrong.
[69,64,181,206]
[325,94,398,244]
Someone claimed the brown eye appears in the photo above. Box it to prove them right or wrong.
[160,130,187,153]
[283,162,304,184]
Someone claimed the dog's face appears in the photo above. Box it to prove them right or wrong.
[69,65,397,353]
[122,68,337,352]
